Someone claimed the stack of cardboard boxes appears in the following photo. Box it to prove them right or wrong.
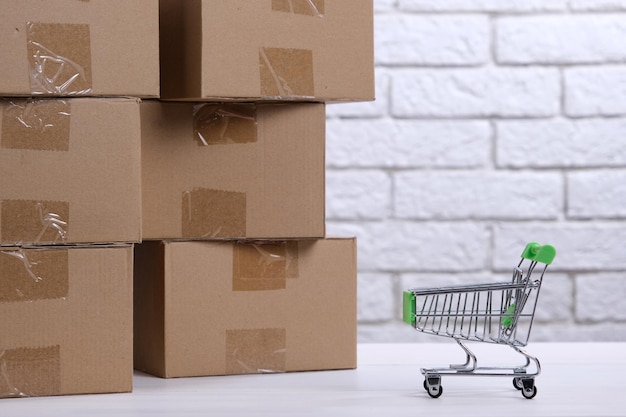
[0,0,160,397]
[0,0,373,397]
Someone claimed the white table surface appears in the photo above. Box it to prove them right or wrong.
[3,342,625,416]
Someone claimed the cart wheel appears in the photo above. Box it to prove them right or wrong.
[424,375,443,398]
[513,377,524,390]
[521,385,537,399]
[427,385,443,399]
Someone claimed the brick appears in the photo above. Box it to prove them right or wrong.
[326,119,490,169]
[497,119,626,168]
[494,224,626,271]
[566,67,626,116]
[374,0,397,12]
[326,70,388,118]
[576,274,626,322]
[568,170,626,219]
[395,171,562,220]
[376,15,489,65]
[357,273,396,322]
[326,221,489,272]
[497,15,626,65]
[570,0,626,10]
[326,170,391,220]
[392,68,560,118]
[398,0,568,12]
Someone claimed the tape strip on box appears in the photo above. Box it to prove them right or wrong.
[272,0,324,17]
[1,200,69,245]
[0,346,62,398]
[193,104,258,146]
[0,248,69,302]
[225,328,286,375]
[259,47,314,98]
[26,22,92,95]
[1,99,71,151]
[181,188,246,238]
[232,241,299,291]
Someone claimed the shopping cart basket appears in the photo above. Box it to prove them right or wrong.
[403,242,556,399]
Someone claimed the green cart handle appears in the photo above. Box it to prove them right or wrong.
[520,242,556,265]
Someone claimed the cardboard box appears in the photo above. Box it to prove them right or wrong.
[159,0,374,102]
[0,98,142,246]
[141,101,325,240]
[134,238,357,378]
[0,245,133,398]
[0,0,159,97]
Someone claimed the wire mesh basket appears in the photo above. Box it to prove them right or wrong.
[403,242,556,399]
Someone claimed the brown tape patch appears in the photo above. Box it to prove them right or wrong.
[0,249,68,302]
[193,104,257,146]
[259,48,314,98]
[1,100,71,151]
[182,188,246,238]
[1,200,69,244]
[26,22,92,95]
[272,0,324,16]
[225,329,286,375]
[0,346,61,397]
[233,241,299,291]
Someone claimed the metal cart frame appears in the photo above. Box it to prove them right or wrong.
[403,242,556,399]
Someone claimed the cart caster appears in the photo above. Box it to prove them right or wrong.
[515,378,537,399]
[521,385,537,399]
[423,375,443,398]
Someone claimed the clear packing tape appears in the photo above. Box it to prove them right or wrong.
[225,328,287,374]
[1,200,69,246]
[0,346,61,398]
[259,47,314,99]
[26,21,93,96]
[0,248,68,302]
[1,99,71,151]
[192,103,258,146]
[272,0,324,17]
[232,241,299,291]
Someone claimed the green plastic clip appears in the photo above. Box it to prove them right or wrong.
[501,303,516,327]
[520,242,556,265]
[403,291,416,326]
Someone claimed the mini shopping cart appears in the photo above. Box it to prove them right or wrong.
[403,242,556,399]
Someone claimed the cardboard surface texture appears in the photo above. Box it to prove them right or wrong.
[134,238,357,378]
[141,101,325,240]
[0,98,142,246]
[159,0,374,102]
[0,245,133,398]
[0,0,159,97]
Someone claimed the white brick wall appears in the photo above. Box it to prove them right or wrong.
[392,68,561,117]
[327,0,626,343]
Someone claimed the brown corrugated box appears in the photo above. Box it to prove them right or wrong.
[0,0,159,97]
[134,238,357,378]
[159,0,374,102]
[141,101,325,240]
[0,245,133,398]
[0,98,142,246]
